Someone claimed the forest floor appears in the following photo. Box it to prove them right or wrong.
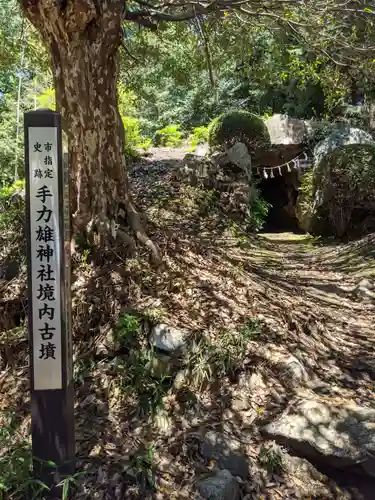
[0,148,375,499]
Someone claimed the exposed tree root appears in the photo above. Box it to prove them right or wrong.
[70,203,161,265]
[122,201,162,264]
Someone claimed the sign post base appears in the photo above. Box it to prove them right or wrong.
[31,384,75,489]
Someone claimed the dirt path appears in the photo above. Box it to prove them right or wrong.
[127,153,375,497]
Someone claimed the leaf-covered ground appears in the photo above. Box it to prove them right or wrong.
[0,149,375,499]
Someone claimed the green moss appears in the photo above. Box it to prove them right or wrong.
[208,110,270,153]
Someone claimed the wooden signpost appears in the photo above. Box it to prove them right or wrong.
[24,109,75,491]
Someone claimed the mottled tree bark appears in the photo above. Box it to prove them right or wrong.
[21,0,159,257]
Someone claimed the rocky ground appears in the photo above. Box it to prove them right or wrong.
[0,148,375,499]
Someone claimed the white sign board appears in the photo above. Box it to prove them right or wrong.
[28,127,62,390]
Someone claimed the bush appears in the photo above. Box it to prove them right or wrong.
[208,110,270,153]
[122,115,152,157]
[247,188,271,232]
[153,124,183,147]
[188,126,209,147]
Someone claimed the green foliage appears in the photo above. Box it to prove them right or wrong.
[116,313,140,345]
[197,188,219,216]
[188,126,209,146]
[0,94,23,186]
[246,188,272,232]
[0,180,24,231]
[258,442,285,474]
[0,412,48,499]
[208,110,270,153]
[185,317,264,388]
[122,115,152,157]
[129,444,156,489]
[153,124,183,147]
[35,87,55,110]
[114,348,172,416]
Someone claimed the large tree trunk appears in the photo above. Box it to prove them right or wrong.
[21,0,159,257]
[51,36,128,238]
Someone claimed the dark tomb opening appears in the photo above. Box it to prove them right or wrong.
[257,172,302,233]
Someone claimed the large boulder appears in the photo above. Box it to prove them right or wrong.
[265,114,307,146]
[313,127,374,167]
[296,128,375,237]
[261,395,375,478]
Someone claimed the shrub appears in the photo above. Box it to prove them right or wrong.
[208,110,270,153]
[246,187,271,232]
[188,126,209,147]
[122,115,152,157]
[153,124,183,147]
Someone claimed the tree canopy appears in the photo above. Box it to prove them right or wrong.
[0,0,374,188]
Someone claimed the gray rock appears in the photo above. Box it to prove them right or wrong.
[196,469,239,500]
[150,323,188,353]
[231,395,250,412]
[261,396,375,477]
[180,153,219,186]
[200,431,248,479]
[282,355,309,384]
[296,129,375,236]
[239,371,265,391]
[314,127,375,167]
[227,142,251,173]
[210,152,230,167]
[265,114,307,145]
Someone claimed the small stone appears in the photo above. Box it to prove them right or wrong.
[239,371,265,391]
[196,469,240,500]
[150,323,188,354]
[110,473,122,488]
[282,355,309,384]
[231,396,250,412]
[173,369,189,389]
[200,431,248,479]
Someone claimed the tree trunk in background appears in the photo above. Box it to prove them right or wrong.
[21,0,157,254]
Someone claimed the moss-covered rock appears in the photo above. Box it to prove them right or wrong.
[208,110,270,154]
[296,129,375,237]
